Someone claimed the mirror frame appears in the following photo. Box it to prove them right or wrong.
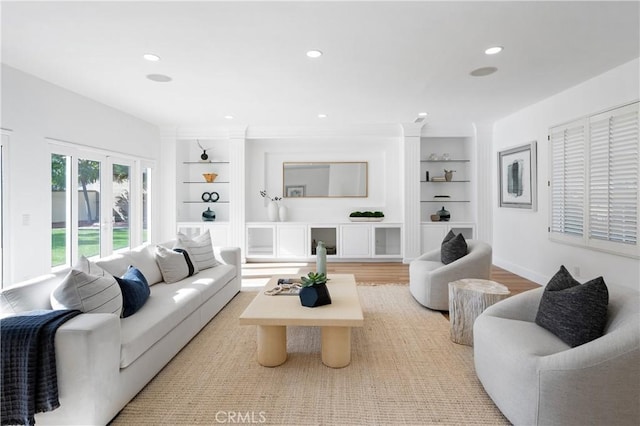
[282,161,368,198]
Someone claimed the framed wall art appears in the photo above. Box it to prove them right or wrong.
[498,141,537,210]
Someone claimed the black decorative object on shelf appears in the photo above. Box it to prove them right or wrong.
[202,207,216,222]
[197,140,209,161]
[437,206,451,221]
[201,192,220,202]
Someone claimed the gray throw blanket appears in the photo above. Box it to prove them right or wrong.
[1,309,81,426]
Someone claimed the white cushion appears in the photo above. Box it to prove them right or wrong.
[176,230,220,271]
[51,269,123,315]
[119,281,201,368]
[154,245,190,284]
[128,244,164,285]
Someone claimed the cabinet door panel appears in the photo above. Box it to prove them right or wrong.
[340,225,371,257]
[277,226,307,258]
[420,225,447,253]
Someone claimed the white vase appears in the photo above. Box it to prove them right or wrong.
[278,205,288,222]
[267,201,279,222]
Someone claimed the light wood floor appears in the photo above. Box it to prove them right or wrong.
[242,261,539,296]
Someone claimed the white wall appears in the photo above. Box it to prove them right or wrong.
[1,65,160,282]
[492,58,640,289]
[246,137,402,223]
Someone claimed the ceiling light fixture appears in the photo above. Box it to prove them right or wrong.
[470,67,498,77]
[143,53,161,61]
[418,112,428,117]
[224,115,234,120]
[318,113,327,119]
[484,46,503,55]
[146,74,172,82]
[306,50,323,58]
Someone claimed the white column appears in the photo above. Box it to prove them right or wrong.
[473,122,494,244]
[401,124,423,261]
[158,129,178,243]
[228,127,247,251]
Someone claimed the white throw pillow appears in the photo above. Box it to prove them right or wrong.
[128,244,164,285]
[154,245,191,284]
[176,230,220,271]
[74,255,110,276]
[51,269,123,315]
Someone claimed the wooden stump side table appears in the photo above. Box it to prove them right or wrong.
[448,279,510,346]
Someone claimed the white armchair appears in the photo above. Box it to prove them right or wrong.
[409,240,492,310]
[474,283,640,425]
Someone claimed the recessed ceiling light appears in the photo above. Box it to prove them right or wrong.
[484,46,503,55]
[318,113,328,119]
[418,112,428,117]
[306,50,323,58]
[470,67,498,77]
[143,53,161,61]
[224,115,234,120]
[146,74,172,82]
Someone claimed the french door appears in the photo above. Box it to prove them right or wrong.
[51,143,151,269]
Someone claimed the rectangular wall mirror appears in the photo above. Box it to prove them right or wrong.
[283,162,368,198]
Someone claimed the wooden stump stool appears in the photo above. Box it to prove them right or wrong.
[448,279,510,346]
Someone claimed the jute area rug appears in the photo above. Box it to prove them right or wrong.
[111,285,508,425]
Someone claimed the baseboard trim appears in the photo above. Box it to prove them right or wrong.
[493,257,547,285]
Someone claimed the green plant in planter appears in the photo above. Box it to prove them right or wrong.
[300,272,327,287]
[299,272,332,307]
[349,211,385,218]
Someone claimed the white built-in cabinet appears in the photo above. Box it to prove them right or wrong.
[340,225,371,258]
[246,222,402,261]
[176,222,231,247]
[420,222,476,253]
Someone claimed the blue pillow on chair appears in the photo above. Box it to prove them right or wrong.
[115,266,150,318]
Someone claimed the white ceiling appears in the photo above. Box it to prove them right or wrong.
[2,1,639,131]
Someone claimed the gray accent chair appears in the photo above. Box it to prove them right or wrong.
[474,283,640,426]
[409,240,492,310]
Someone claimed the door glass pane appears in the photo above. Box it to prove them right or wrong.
[142,167,150,243]
[51,153,69,267]
[113,163,130,250]
[78,159,101,258]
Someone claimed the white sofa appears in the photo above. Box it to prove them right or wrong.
[474,283,640,425]
[409,240,492,310]
[0,242,241,425]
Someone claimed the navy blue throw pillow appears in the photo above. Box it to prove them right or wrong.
[115,266,150,318]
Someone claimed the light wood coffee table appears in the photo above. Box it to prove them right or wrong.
[239,274,364,368]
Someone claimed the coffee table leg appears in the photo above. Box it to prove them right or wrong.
[321,326,351,368]
[257,325,287,367]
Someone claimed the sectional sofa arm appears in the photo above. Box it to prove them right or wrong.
[214,246,241,267]
[46,313,122,424]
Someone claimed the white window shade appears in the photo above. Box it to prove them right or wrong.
[549,101,639,258]
[589,103,638,246]
[550,120,586,238]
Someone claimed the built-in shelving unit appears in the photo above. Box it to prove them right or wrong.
[177,139,231,223]
[419,136,476,251]
[420,137,474,223]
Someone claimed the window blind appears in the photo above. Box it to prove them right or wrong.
[589,103,639,245]
[550,120,585,237]
[549,101,639,258]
